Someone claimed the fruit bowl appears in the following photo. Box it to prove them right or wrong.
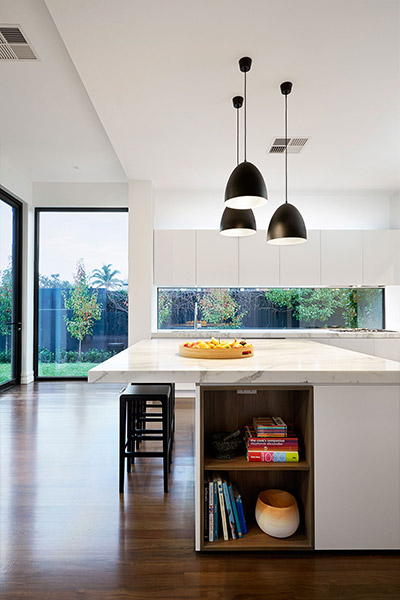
[179,338,254,359]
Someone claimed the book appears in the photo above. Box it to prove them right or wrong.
[215,473,229,541]
[247,449,299,462]
[208,477,214,541]
[222,479,237,539]
[253,416,287,437]
[204,479,209,541]
[245,426,298,449]
[213,479,218,541]
[232,484,247,535]
[228,483,242,538]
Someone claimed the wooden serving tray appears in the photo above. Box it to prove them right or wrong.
[179,343,254,359]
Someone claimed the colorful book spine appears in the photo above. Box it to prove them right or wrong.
[216,474,229,541]
[213,479,218,541]
[245,426,298,449]
[228,484,242,538]
[232,485,247,535]
[204,480,209,541]
[208,479,214,541]
[222,480,237,539]
[247,449,299,462]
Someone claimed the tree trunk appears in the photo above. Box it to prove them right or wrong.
[78,339,82,362]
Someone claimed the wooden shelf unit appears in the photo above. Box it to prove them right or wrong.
[200,385,314,551]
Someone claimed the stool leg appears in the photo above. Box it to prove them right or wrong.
[162,399,169,493]
[119,397,126,493]
[127,400,132,472]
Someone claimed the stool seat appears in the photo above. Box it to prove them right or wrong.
[119,383,174,494]
[121,384,171,399]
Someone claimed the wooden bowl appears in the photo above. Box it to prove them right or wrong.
[179,343,254,359]
[255,489,299,538]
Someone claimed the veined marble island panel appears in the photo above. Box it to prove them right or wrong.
[88,338,400,385]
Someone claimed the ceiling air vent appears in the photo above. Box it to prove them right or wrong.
[0,26,37,60]
[268,137,310,154]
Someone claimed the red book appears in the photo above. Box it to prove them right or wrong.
[247,449,299,463]
[245,426,298,450]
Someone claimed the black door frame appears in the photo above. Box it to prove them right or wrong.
[0,188,22,392]
[34,207,128,381]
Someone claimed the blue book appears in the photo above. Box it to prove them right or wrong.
[228,484,242,537]
[222,480,237,539]
[232,484,247,535]
[213,479,218,541]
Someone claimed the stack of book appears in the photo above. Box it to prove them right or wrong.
[204,472,247,542]
[253,416,287,437]
[245,418,299,462]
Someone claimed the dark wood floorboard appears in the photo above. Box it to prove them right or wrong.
[0,382,399,600]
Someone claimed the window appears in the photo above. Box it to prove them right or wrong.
[157,287,384,330]
[35,209,128,378]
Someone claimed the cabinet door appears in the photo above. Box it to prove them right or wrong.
[238,231,279,286]
[363,230,400,285]
[153,230,196,286]
[321,230,362,285]
[196,231,238,286]
[314,385,400,549]
[280,230,321,286]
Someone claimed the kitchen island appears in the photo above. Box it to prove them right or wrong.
[89,339,400,551]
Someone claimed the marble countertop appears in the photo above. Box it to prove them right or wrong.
[88,338,400,385]
[152,329,400,339]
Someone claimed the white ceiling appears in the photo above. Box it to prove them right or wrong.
[1,0,399,194]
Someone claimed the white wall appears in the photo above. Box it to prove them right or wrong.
[154,190,392,231]
[0,153,34,383]
[390,191,400,229]
[33,182,128,207]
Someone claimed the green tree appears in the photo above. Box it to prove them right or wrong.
[158,291,173,326]
[199,289,246,329]
[62,260,102,361]
[265,288,349,326]
[39,273,71,288]
[0,261,13,351]
[91,264,123,290]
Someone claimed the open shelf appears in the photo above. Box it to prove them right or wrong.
[202,523,312,551]
[204,454,310,471]
[200,385,314,551]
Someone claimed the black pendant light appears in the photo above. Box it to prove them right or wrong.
[224,57,268,210]
[267,82,307,245]
[220,96,257,237]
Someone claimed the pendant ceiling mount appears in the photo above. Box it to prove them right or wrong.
[224,56,268,210]
[267,81,307,245]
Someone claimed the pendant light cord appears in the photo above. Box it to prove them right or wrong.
[236,105,239,166]
[244,71,247,162]
[285,92,288,203]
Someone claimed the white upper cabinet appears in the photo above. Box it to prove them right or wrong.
[238,231,280,286]
[153,230,196,286]
[363,230,400,285]
[196,230,238,286]
[280,230,321,286]
[321,230,363,285]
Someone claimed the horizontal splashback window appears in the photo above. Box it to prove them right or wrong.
[157,287,384,330]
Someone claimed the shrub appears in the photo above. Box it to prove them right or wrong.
[65,351,79,363]
[82,348,112,363]
[0,349,11,363]
[38,348,54,363]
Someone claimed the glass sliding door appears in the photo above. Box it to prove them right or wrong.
[35,208,128,379]
[0,192,22,389]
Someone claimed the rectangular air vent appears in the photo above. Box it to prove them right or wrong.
[0,26,37,60]
[268,137,310,154]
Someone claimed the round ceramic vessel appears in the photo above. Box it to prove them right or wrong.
[255,489,300,538]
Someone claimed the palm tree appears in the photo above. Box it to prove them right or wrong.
[91,264,122,290]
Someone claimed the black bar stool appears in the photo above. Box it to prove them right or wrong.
[119,384,173,494]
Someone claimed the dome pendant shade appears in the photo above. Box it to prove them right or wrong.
[267,203,307,245]
[220,207,257,237]
[224,161,268,209]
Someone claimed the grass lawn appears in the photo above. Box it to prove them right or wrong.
[38,363,99,377]
[0,363,12,385]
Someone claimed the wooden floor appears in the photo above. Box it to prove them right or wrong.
[1,382,399,600]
